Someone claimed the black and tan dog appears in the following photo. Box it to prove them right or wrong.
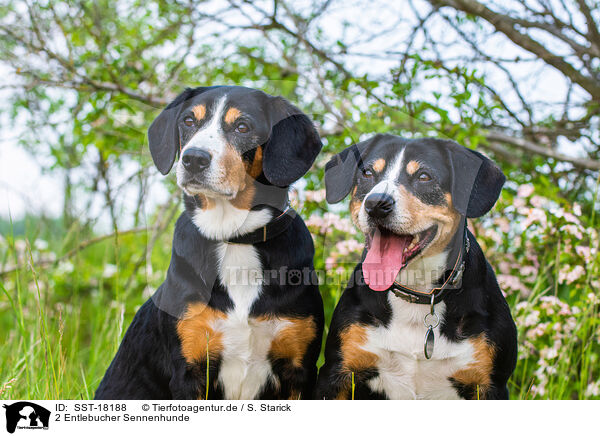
[316,134,517,399]
[95,86,324,400]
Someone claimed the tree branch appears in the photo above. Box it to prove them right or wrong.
[485,131,600,171]
[429,0,600,99]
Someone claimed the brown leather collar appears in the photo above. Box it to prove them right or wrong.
[225,205,296,245]
[388,227,470,304]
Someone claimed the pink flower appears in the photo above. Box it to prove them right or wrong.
[530,195,546,208]
[520,265,538,280]
[304,189,326,203]
[561,224,583,239]
[325,256,336,269]
[513,197,527,209]
[334,239,363,255]
[575,246,591,262]
[563,212,581,225]
[494,217,510,233]
[517,184,535,198]
[497,274,529,294]
[558,265,586,284]
[522,208,547,230]
[498,261,512,274]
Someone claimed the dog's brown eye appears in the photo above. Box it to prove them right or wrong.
[418,172,432,182]
[236,123,249,133]
[362,168,373,178]
[183,116,194,127]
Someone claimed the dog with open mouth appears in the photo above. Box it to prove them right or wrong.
[316,134,517,399]
[95,86,324,400]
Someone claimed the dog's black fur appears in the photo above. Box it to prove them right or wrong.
[95,86,324,400]
[316,135,517,400]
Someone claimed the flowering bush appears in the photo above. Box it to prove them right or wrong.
[300,180,600,399]
[0,182,598,399]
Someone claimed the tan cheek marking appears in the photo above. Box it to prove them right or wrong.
[349,197,361,227]
[224,107,241,124]
[397,186,461,257]
[423,192,460,256]
[406,160,420,175]
[230,183,255,210]
[451,334,496,399]
[177,303,226,365]
[192,104,206,121]
[349,186,360,226]
[230,147,264,210]
[397,186,420,227]
[195,193,215,210]
[264,316,317,367]
[219,144,246,192]
[372,158,386,173]
[248,146,263,179]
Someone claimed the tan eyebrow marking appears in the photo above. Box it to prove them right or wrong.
[224,107,241,124]
[406,160,420,175]
[444,193,452,206]
[372,158,386,172]
[192,104,206,121]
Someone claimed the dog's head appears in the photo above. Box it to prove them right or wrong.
[148,86,321,209]
[325,134,505,291]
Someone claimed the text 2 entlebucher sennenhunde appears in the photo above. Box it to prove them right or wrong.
[95,86,324,400]
[316,134,517,399]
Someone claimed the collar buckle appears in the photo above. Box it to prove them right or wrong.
[390,287,422,303]
[388,224,469,304]
[451,261,465,287]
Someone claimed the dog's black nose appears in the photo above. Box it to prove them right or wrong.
[365,193,395,218]
[182,148,212,173]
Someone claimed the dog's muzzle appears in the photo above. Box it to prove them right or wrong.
[181,148,212,175]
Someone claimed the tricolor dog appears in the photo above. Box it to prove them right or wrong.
[316,134,517,399]
[95,86,324,400]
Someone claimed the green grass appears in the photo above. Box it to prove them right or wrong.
[0,249,146,399]
[0,215,160,399]
[0,211,598,400]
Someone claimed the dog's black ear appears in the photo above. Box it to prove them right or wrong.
[449,144,506,218]
[325,135,381,204]
[262,97,322,187]
[148,87,212,175]
[466,149,506,217]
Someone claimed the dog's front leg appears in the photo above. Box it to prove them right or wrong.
[169,358,207,400]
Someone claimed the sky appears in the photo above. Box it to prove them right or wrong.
[0,0,586,225]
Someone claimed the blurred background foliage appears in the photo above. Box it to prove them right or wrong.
[0,0,599,399]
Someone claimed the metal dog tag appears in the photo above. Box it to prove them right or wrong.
[424,326,434,359]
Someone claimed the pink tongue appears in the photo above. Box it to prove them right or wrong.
[362,230,412,291]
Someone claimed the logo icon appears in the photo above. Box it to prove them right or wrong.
[2,402,50,434]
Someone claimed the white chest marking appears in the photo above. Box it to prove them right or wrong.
[192,199,272,241]
[395,251,449,292]
[213,241,280,400]
[362,294,475,399]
